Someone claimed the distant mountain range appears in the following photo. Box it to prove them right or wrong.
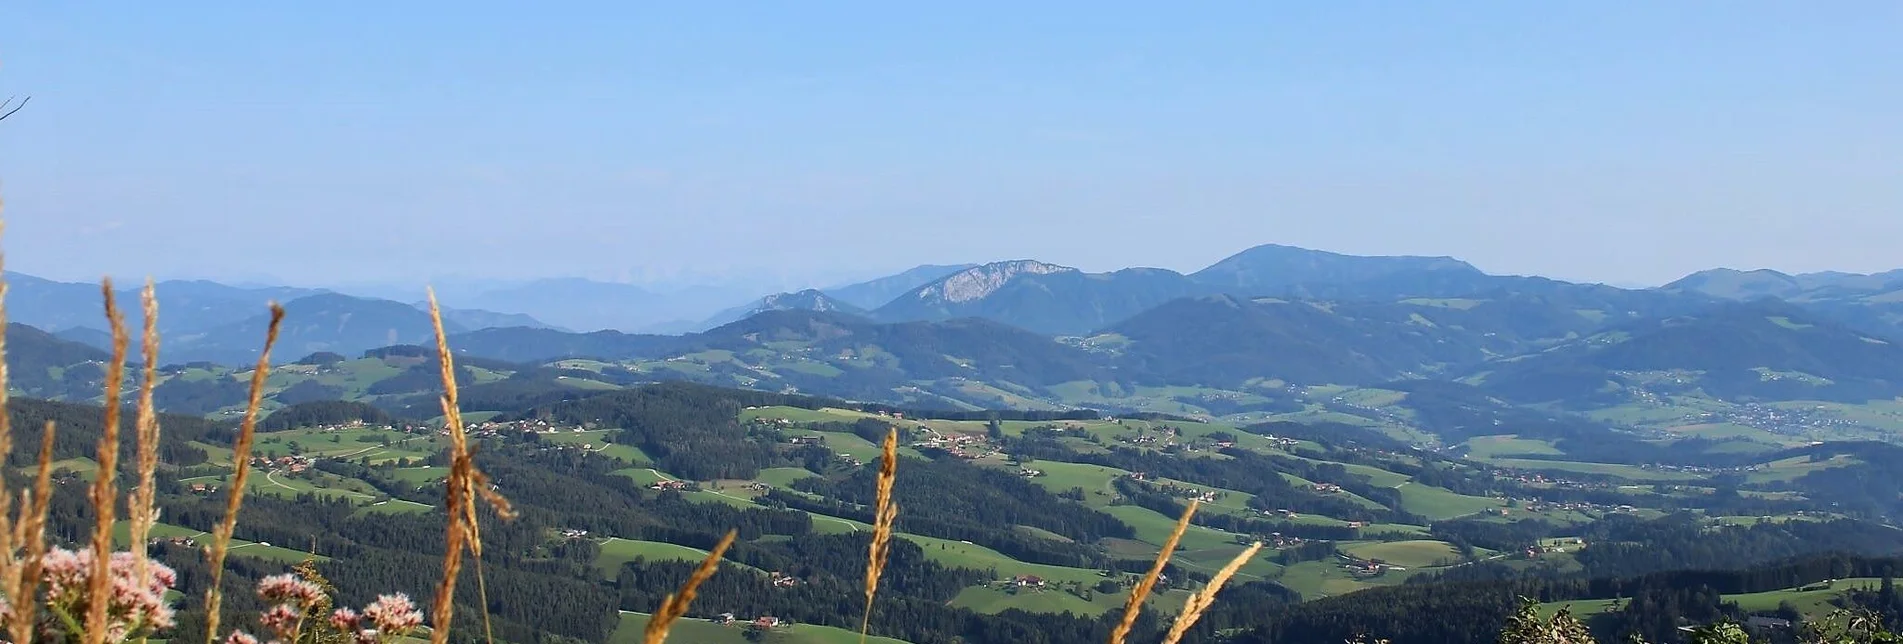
[693,289,867,331]
[822,264,977,310]
[4,273,560,363]
[1665,267,1903,301]
[9,244,1903,441]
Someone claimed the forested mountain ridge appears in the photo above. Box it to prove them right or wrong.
[869,261,1220,335]
[823,263,979,310]
[9,244,1903,460]
[694,288,868,331]
[12,292,1903,454]
[1666,268,1903,341]
[1476,299,1903,405]
[1188,243,1484,293]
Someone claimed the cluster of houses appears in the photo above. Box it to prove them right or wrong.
[1255,434,1303,449]
[469,419,591,435]
[1118,433,1174,448]
[1684,403,1866,437]
[253,454,314,473]
[298,420,433,434]
[649,479,690,492]
[751,416,796,430]
[1644,463,1724,475]
[1255,508,1367,532]
[1506,498,1641,515]
[711,614,784,630]
[1335,552,1406,578]
[767,430,861,466]
[1505,473,1604,490]
[1148,480,1222,504]
[912,432,997,460]
[559,528,590,539]
[1239,530,1314,549]
[1310,483,1344,494]
[767,571,800,588]
[1119,473,1222,503]
[1519,540,1583,559]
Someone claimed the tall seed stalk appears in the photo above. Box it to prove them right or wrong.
[859,427,899,644]
[1109,500,1197,644]
[82,281,129,644]
[202,304,286,644]
[426,291,514,644]
[642,530,736,644]
[1160,541,1263,644]
[129,283,163,586]
[0,211,61,644]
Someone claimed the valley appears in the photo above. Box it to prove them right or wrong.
[7,245,1903,644]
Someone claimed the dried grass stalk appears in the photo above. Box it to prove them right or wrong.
[1108,499,1198,644]
[642,529,737,644]
[10,421,58,644]
[426,290,514,644]
[0,217,19,636]
[129,281,162,584]
[202,303,285,644]
[1160,541,1263,644]
[859,427,900,643]
[0,217,47,644]
[83,281,130,644]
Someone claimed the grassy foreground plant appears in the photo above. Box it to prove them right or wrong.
[1109,500,1197,644]
[859,427,900,644]
[201,304,284,644]
[425,291,515,644]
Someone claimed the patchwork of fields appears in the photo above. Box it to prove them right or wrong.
[117,401,1868,625]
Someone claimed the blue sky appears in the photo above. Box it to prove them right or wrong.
[2,2,1899,289]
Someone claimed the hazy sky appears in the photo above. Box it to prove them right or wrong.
[2,2,1899,289]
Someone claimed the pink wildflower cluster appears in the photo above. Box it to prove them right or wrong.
[229,571,423,644]
[326,594,423,644]
[9,547,178,642]
[257,574,325,607]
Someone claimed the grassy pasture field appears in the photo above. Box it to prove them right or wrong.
[593,537,720,578]
[1486,458,1703,482]
[1461,435,1563,459]
[1342,540,1465,568]
[178,469,382,504]
[949,583,1194,617]
[1743,454,1860,484]
[112,521,326,563]
[536,430,654,464]
[1540,578,1885,621]
[1274,560,1421,600]
[355,498,434,515]
[1393,482,1504,520]
[609,611,911,644]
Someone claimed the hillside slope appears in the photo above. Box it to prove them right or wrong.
[1480,300,1903,405]
[874,262,1212,335]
